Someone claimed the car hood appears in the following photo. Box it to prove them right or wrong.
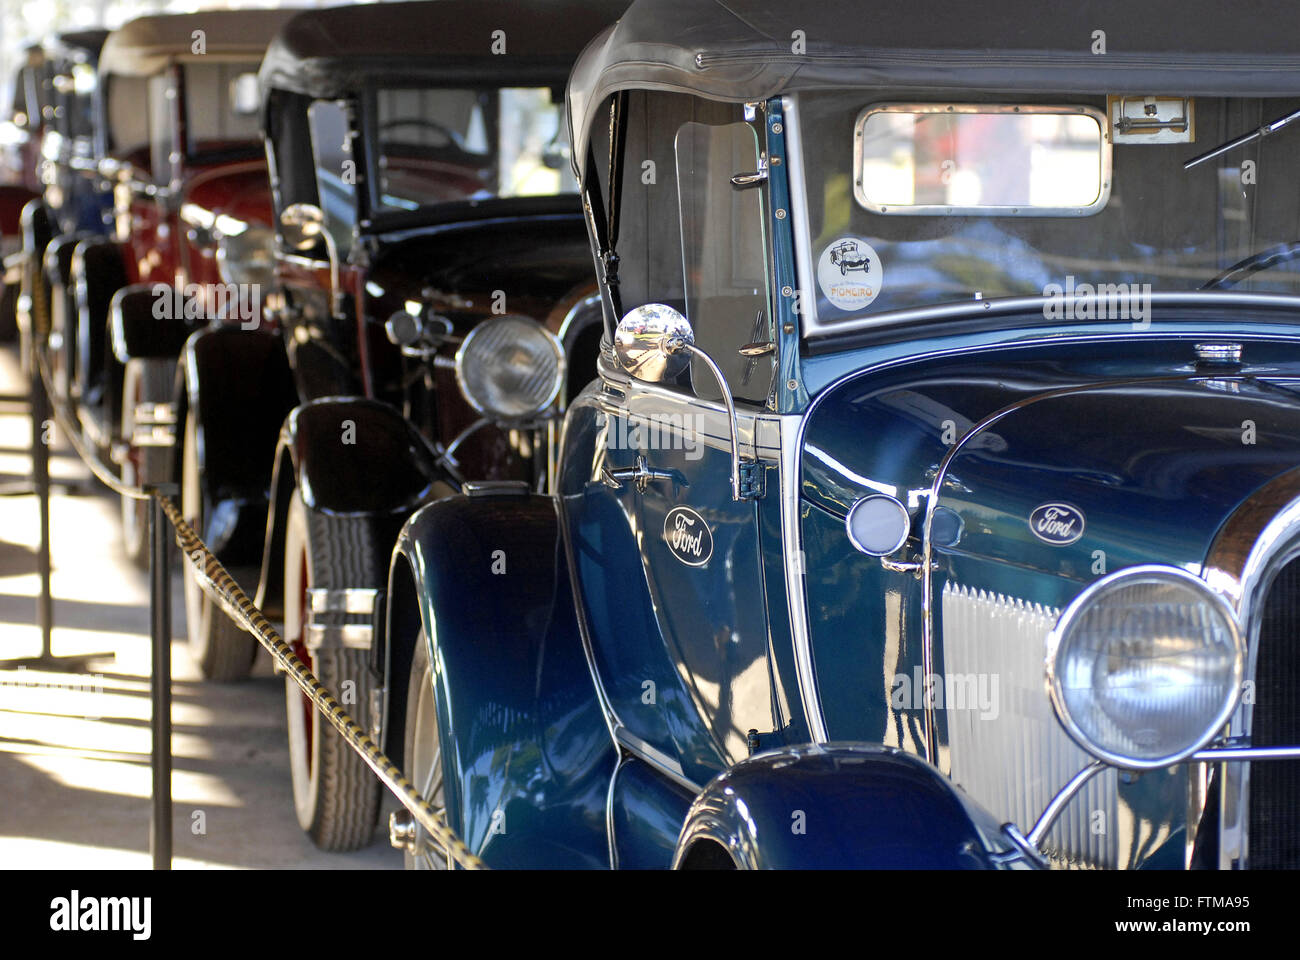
[930,376,1300,583]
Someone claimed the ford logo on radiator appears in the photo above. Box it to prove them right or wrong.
[664,506,713,566]
[1028,502,1085,546]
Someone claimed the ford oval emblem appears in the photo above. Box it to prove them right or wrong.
[664,506,713,566]
[1029,502,1085,546]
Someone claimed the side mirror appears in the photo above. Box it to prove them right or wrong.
[280,202,326,252]
[281,202,343,318]
[613,303,759,501]
[613,303,694,383]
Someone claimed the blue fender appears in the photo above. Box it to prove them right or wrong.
[181,325,296,564]
[255,396,448,613]
[385,490,615,869]
[673,744,1036,869]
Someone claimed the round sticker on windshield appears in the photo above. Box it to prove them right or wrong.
[817,237,882,311]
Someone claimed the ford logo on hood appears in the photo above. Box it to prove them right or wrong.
[1028,502,1085,546]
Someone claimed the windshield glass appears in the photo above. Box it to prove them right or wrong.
[793,91,1300,330]
[372,86,574,213]
[184,60,263,160]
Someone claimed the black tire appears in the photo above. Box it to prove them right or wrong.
[181,411,258,681]
[402,632,446,870]
[120,359,174,568]
[282,493,383,851]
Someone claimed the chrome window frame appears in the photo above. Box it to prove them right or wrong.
[852,102,1112,217]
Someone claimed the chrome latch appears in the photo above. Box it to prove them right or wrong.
[730,154,769,188]
[600,454,676,493]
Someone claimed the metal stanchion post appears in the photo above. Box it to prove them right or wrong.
[31,361,53,658]
[148,485,177,870]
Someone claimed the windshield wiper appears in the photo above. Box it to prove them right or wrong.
[1184,106,1300,169]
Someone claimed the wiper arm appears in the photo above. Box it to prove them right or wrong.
[1184,105,1300,169]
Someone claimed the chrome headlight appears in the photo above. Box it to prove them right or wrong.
[216,225,275,288]
[454,315,564,423]
[1046,565,1244,769]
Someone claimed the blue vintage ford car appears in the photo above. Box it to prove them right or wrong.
[380,0,1300,868]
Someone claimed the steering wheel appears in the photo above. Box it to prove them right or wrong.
[378,117,463,150]
[1203,241,1300,290]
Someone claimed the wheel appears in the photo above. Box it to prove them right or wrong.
[402,632,447,869]
[282,493,383,850]
[119,359,173,568]
[181,410,258,681]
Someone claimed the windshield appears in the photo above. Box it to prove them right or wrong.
[184,60,263,160]
[792,91,1300,331]
[372,86,575,214]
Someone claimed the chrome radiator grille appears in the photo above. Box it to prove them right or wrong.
[942,582,1118,868]
[1249,558,1300,868]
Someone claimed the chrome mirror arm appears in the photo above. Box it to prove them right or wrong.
[665,335,748,501]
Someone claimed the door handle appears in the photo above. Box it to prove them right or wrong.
[600,454,675,493]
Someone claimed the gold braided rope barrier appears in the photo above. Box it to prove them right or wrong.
[156,494,487,870]
[29,332,485,868]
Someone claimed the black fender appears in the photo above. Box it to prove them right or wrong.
[41,233,90,400]
[255,397,446,615]
[672,744,1038,869]
[384,490,614,868]
[111,283,200,363]
[72,236,127,435]
[182,325,296,563]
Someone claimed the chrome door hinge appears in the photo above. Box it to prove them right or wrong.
[738,459,766,500]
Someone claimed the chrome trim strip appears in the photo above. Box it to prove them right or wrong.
[782,412,828,743]
[853,103,1111,217]
[308,587,379,616]
[1202,466,1300,869]
[304,623,374,651]
[605,753,625,870]
[614,727,702,795]
[595,352,781,459]
[803,290,1300,341]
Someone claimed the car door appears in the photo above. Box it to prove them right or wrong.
[564,97,780,788]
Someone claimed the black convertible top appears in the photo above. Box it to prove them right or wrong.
[48,30,108,61]
[568,0,1300,171]
[259,0,626,99]
[99,9,295,77]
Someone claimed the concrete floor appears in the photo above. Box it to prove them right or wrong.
[0,344,398,869]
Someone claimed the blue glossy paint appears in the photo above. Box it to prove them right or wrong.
[797,323,1300,868]
[394,492,615,869]
[674,744,1019,869]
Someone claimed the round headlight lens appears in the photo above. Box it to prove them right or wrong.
[216,225,275,288]
[454,315,564,423]
[1046,565,1244,769]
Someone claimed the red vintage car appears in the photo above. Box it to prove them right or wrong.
[62,9,294,580]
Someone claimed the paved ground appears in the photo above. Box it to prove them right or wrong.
[0,344,398,869]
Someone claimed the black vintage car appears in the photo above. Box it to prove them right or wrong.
[181,0,624,851]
